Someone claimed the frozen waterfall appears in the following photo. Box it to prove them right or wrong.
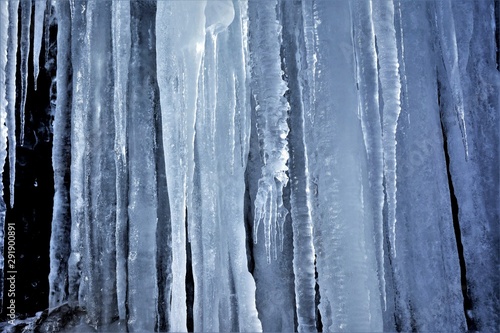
[0,0,498,332]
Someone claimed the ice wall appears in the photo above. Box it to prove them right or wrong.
[0,0,498,332]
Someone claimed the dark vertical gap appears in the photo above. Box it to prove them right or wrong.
[243,94,257,277]
[185,208,194,333]
[313,255,322,332]
[227,263,239,332]
[154,76,171,332]
[438,80,477,332]
[243,172,255,276]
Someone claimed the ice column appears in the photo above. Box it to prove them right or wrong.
[248,0,290,263]
[48,0,72,311]
[306,0,382,330]
[33,0,46,90]
[279,1,317,331]
[351,0,386,311]
[111,0,130,322]
[126,2,161,331]
[6,0,18,209]
[156,1,207,330]
[372,0,402,258]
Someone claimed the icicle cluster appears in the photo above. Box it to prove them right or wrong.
[0,0,497,332]
[248,0,290,263]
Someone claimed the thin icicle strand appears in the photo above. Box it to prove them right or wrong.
[19,0,32,146]
[6,0,19,209]
[33,0,47,90]
[111,0,130,321]
[372,0,402,258]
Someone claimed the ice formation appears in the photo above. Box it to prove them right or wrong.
[0,0,498,332]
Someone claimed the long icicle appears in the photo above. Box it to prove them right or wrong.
[19,0,32,145]
[111,0,130,321]
[6,0,19,209]
[248,0,290,263]
[372,0,402,258]
[33,0,46,90]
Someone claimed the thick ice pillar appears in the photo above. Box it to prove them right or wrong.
[304,0,383,331]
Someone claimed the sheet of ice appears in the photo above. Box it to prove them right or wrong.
[435,0,500,330]
[351,0,386,311]
[435,0,469,159]
[386,1,467,330]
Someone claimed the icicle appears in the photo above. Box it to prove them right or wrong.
[19,0,32,146]
[126,2,160,330]
[48,0,72,310]
[248,0,290,263]
[156,1,207,330]
[44,0,52,66]
[33,0,46,90]
[279,1,318,330]
[225,3,263,331]
[67,0,90,308]
[435,0,469,160]
[352,0,386,310]
[372,0,402,258]
[0,0,10,309]
[111,0,130,321]
[6,0,19,209]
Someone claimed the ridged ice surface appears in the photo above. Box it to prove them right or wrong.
[0,0,498,332]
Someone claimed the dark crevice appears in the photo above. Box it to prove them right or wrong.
[185,208,194,333]
[154,79,171,332]
[438,81,477,332]
[243,94,258,277]
[243,170,255,276]
[313,255,322,332]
